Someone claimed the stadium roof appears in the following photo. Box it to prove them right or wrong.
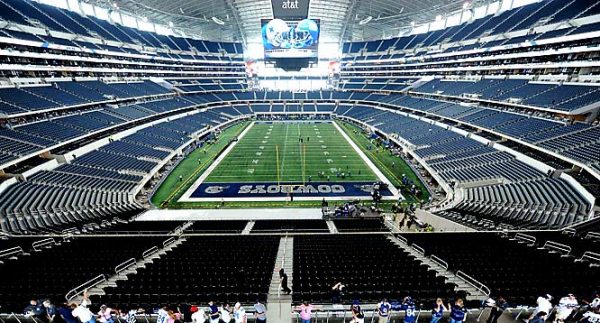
[93,0,484,44]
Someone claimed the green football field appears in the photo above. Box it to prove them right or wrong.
[204,121,378,184]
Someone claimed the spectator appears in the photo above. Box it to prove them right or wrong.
[190,306,206,323]
[401,296,417,323]
[279,268,291,295]
[295,300,313,323]
[24,299,45,318]
[43,300,57,322]
[72,291,95,323]
[98,305,117,323]
[531,294,553,321]
[581,305,600,323]
[331,281,345,303]
[431,298,448,323]
[448,299,467,323]
[530,311,548,323]
[232,303,246,323]
[157,306,169,323]
[253,300,267,323]
[556,293,578,322]
[120,308,144,323]
[350,300,365,323]
[208,302,220,323]
[58,303,78,323]
[486,296,508,323]
[377,298,392,323]
[220,303,232,323]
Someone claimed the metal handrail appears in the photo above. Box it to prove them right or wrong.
[142,246,159,259]
[412,244,425,255]
[456,270,491,296]
[584,232,600,241]
[0,247,24,259]
[163,237,176,247]
[513,233,536,246]
[65,274,106,302]
[430,254,448,270]
[115,258,137,274]
[32,238,56,252]
[562,228,576,237]
[396,235,408,243]
[576,251,600,265]
[540,241,571,256]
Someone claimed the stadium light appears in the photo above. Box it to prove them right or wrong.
[212,16,225,25]
[359,16,373,25]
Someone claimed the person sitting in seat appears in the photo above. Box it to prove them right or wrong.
[448,298,467,323]
[253,300,266,323]
[350,300,365,323]
[556,294,578,323]
[24,299,45,319]
[430,298,448,323]
[207,302,220,323]
[377,298,392,323]
[331,280,345,304]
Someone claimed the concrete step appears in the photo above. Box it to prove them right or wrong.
[326,220,338,233]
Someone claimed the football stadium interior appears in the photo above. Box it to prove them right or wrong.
[0,0,600,322]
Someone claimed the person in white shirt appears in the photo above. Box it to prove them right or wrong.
[220,304,232,323]
[72,290,95,323]
[556,294,578,322]
[190,306,206,323]
[530,294,553,321]
[233,303,246,323]
[156,306,169,323]
[582,306,600,323]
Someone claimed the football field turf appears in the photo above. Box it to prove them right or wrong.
[204,121,378,184]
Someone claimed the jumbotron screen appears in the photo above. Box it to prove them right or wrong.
[261,18,320,59]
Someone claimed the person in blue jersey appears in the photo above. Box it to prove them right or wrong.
[431,298,448,323]
[448,299,467,323]
[377,298,392,323]
[400,296,417,323]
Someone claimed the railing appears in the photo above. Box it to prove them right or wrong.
[142,246,159,259]
[396,235,408,243]
[65,274,107,302]
[456,270,491,296]
[430,254,448,270]
[539,241,571,256]
[163,237,176,247]
[32,238,56,252]
[0,247,25,259]
[411,244,425,255]
[575,251,600,266]
[584,232,600,241]
[562,228,576,237]
[512,232,536,246]
[115,258,137,274]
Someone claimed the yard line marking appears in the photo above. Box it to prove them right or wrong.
[279,122,290,180]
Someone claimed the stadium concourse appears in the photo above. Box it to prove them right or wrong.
[1,0,600,322]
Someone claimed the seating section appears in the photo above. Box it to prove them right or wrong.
[0,81,173,116]
[0,0,244,55]
[0,236,165,313]
[341,0,600,58]
[293,235,457,304]
[184,220,248,233]
[0,110,228,233]
[412,79,600,112]
[332,218,389,232]
[252,220,329,232]
[95,236,279,308]
[400,233,600,305]
[339,105,591,229]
